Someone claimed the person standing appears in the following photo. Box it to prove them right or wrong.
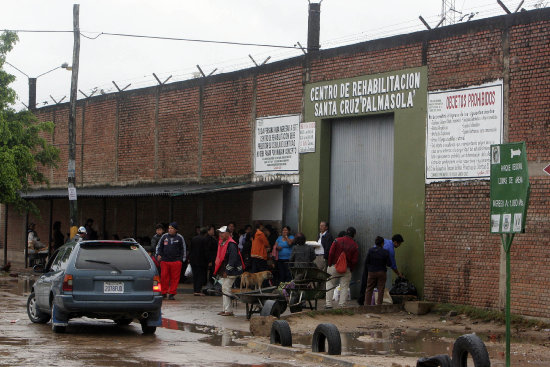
[325,227,359,309]
[274,226,294,283]
[84,218,98,240]
[52,221,65,251]
[157,222,187,300]
[189,227,210,296]
[364,236,391,305]
[205,225,218,286]
[316,221,334,270]
[250,223,270,273]
[151,223,165,259]
[214,226,244,316]
[289,232,315,268]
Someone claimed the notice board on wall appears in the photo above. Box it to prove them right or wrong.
[255,114,299,174]
[426,81,503,182]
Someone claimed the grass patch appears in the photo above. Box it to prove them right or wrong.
[433,303,549,329]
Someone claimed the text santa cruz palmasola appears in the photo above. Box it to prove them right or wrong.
[310,72,421,117]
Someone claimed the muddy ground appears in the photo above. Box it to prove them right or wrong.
[2,271,550,366]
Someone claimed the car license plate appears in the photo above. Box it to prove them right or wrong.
[104,282,124,294]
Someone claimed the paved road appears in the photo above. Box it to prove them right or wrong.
[0,276,320,367]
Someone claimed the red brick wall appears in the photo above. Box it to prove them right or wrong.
[311,44,423,82]
[509,20,550,161]
[82,99,118,184]
[14,10,550,318]
[201,78,254,177]
[157,88,200,179]
[428,30,503,90]
[256,67,304,117]
[118,93,156,182]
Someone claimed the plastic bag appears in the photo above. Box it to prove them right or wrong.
[332,285,351,301]
[389,277,417,296]
[184,264,193,277]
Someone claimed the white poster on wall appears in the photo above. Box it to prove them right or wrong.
[255,114,299,173]
[299,122,316,153]
[426,81,503,182]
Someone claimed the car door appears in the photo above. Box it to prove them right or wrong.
[35,248,67,310]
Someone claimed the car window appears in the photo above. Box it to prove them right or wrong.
[58,247,73,270]
[50,248,67,272]
[75,243,151,270]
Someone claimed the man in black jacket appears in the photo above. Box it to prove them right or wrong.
[314,221,334,271]
[189,228,210,296]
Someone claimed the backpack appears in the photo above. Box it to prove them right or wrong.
[335,251,347,273]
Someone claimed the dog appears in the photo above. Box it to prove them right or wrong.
[240,270,273,291]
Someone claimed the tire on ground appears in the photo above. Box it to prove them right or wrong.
[140,320,157,335]
[416,354,451,367]
[311,323,341,355]
[260,300,282,318]
[27,292,50,324]
[270,320,292,347]
[451,334,490,367]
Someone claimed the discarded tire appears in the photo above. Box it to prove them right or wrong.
[270,320,292,347]
[311,323,341,355]
[451,334,490,367]
[416,354,451,367]
[260,300,282,318]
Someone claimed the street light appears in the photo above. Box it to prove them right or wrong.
[4,61,70,109]
[29,63,71,109]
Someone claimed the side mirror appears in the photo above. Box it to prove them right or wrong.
[33,264,46,273]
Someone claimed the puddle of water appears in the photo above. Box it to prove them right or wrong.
[293,328,544,365]
[161,318,250,347]
[0,278,35,296]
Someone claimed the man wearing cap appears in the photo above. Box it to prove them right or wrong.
[157,222,187,300]
[214,226,244,316]
[72,226,87,243]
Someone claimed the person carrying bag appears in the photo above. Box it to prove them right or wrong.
[325,227,359,309]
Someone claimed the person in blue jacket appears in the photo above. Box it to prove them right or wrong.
[274,226,294,283]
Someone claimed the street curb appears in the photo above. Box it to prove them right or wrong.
[244,340,369,367]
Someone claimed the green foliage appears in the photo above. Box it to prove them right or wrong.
[0,31,59,213]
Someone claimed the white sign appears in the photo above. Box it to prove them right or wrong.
[426,81,503,182]
[255,115,299,173]
[299,122,316,153]
[68,187,77,201]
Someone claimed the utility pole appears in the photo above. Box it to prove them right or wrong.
[68,4,80,238]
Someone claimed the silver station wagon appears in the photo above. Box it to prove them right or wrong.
[27,239,163,334]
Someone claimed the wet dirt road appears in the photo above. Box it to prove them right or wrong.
[0,277,324,367]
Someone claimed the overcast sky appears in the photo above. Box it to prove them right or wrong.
[1,0,544,110]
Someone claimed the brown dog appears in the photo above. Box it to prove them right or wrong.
[240,271,273,291]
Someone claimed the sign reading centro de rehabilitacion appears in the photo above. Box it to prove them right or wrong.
[255,114,299,173]
[427,81,503,182]
[307,69,423,118]
[490,142,529,234]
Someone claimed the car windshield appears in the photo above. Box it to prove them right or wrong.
[75,243,150,270]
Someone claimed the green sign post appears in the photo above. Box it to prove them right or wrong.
[490,142,530,367]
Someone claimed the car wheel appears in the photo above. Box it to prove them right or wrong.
[27,292,50,324]
[140,320,156,335]
[115,318,133,326]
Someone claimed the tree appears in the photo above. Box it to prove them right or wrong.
[0,31,59,213]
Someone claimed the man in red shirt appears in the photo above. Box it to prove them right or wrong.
[325,227,359,309]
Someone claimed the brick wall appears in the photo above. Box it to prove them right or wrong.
[11,9,550,318]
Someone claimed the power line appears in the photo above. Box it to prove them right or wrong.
[1,29,300,50]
